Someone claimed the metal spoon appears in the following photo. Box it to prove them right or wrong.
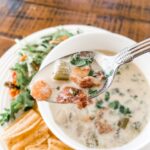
[93,37,150,97]
[30,37,150,101]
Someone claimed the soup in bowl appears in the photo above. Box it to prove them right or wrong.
[35,32,150,150]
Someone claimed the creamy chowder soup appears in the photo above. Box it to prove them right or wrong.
[31,51,150,149]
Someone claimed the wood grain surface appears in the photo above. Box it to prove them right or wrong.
[0,36,15,56]
[0,0,149,56]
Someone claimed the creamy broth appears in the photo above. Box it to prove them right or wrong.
[31,51,150,149]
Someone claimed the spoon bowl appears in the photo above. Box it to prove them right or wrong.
[30,50,108,102]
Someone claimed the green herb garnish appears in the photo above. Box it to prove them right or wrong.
[11,63,31,90]
[0,109,11,125]
[88,89,99,97]
[119,105,131,115]
[119,105,125,113]
[0,91,34,125]
[88,70,94,76]
[70,53,93,67]
[52,29,73,40]
[104,91,110,101]
[109,100,131,115]
[109,100,119,109]
[96,101,103,109]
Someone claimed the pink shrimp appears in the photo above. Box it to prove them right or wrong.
[31,80,52,101]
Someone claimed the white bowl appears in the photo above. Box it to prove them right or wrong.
[38,32,150,150]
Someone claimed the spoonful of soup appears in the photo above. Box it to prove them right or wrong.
[30,35,150,108]
[30,51,105,108]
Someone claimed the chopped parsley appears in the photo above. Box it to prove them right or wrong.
[0,109,10,125]
[119,105,131,115]
[88,69,94,76]
[104,91,110,101]
[70,53,93,67]
[96,100,103,109]
[109,100,131,115]
[109,100,119,110]
[88,89,99,97]
[11,63,32,90]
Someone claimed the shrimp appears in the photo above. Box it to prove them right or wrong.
[71,66,90,78]
[70,66,104,88]
[31,80,52,101]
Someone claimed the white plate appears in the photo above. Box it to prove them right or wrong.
[0,25,109,150]
[0,25,149,150]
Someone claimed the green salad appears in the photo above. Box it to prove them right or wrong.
[0,29,75,125]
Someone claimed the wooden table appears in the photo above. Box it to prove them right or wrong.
[0,0,149,56]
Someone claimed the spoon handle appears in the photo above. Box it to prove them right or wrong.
[115,38,150,65]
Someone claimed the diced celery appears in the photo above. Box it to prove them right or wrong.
[53,60,70,80]
[118,118,129,129]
